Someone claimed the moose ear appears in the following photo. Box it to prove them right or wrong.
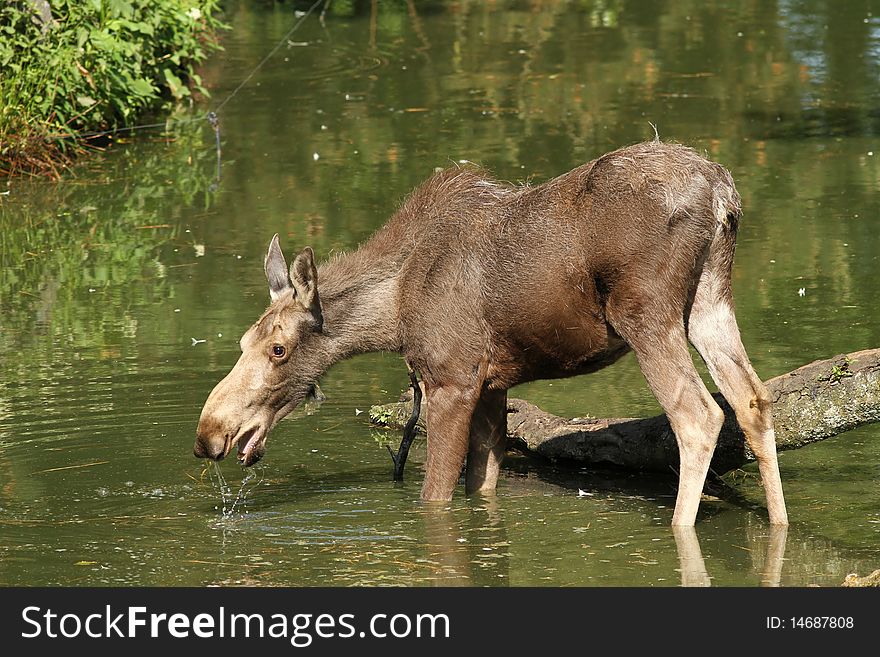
[290,247,323,329]
[265,234,292,301]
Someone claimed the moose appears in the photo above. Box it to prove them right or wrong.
[195,140,788,527]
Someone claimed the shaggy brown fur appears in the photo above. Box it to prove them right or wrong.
[195,140,788,527]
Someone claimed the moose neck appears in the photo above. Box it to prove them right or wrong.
[314,249,401,362]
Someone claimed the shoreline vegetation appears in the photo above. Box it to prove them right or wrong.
[0,0,225,178]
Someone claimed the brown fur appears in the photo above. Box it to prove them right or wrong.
[195,140,788,526]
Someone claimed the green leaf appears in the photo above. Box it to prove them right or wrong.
[76,95,97,108]
[162,68,188,100]
[129,78,155,97]
[107,0,135,19]
[133,21,154,36]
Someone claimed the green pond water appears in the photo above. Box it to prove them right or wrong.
[1,0,879,586]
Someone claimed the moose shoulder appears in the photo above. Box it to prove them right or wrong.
[194,140,788,527]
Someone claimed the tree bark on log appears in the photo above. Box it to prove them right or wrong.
[843,569,880,587]
[368,349,880,476]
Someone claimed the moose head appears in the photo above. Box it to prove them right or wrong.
[194,234,325,466]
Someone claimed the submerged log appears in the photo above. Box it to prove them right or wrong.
[842,570,880,587]
[368,349,880,476]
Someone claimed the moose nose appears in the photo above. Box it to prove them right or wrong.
[192,438,209,459]
[193,434,226,460]
[194,417,228,460]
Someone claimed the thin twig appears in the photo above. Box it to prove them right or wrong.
[33,460,109,474]
[390,367,422,481]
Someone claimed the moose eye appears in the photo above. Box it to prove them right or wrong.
[271,344,286,358]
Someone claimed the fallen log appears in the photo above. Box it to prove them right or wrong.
[843,570,880,587]
[368,348,880,476]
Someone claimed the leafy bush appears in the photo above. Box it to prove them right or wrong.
[0,0,225,176]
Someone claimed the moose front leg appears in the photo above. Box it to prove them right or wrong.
[421,383,481,501]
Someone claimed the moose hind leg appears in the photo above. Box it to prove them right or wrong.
[611,308,725,526]
[688,293,788,525]
[465,390,508,495]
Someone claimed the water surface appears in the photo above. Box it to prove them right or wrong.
[1,0,879,586]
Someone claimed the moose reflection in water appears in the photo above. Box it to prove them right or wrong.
[195,141,787,527]
[417,505,790,587]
